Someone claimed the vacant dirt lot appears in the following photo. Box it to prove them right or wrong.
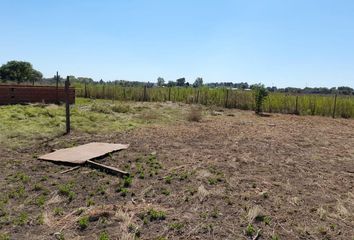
[0,103,353,240]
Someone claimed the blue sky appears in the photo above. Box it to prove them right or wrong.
[1,0,354,88]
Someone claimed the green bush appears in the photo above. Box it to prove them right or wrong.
[252,84,268,114]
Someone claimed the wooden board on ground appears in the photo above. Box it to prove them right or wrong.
[39,142,129,164]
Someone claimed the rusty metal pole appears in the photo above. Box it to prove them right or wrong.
[65,77,71,134]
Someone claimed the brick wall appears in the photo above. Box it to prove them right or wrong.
[0,85,75,105]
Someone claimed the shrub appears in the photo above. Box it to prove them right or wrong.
[252,84,268,114]
[187,106,202,122]
[112,104,130,113]
[90,103,112,114]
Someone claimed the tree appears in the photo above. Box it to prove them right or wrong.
[0,61,43,84]
[193,77,203,87]
[167,81,176,87]
[30,70,43,85]
[252,84,268,114]
[176,78,185,87]
[157,77,165,87]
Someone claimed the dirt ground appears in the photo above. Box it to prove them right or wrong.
[0,105,353,240]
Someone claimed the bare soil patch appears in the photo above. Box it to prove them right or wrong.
[0,106,353,239]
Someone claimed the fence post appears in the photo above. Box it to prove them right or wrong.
[56,71,59,103]
[332,94,337,118]
[168,88,171,101]
[65,77,71,134]
[143,85,147,101]
[84,82,87,98]
[224,89,229,108]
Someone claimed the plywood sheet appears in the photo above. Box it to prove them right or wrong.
[39,142,129,164]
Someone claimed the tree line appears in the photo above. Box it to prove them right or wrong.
[0,60,353,95]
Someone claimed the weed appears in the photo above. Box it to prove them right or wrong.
[98,231,110,240]
[263,216,271,225]
[147,154,162,170]
[140,208,166,222]
[187,187,197,196]
[210,208,219,218]
[0,233,10,240]
[117,187,129,197]
[318,226,327,235]
[123,176,133,187]
[37,213,44,225]
[208,178,218,185]
[138,172,145,179]
[262,191,269,199]
[128,224,141,237]
[54,232,65,240]
[165,175,172,184]
[245,224,256,236]
[96,185,106,195]
[271,235,280,240]
[8,185,26,199]
[58,183,75,201]
[33,183,43,191]
[178,172,189,181]
[154,237,167,240]
[78,216,89,230]
[76,208,85,216]
[161,188,171,196]
[40,176,48,182]
[169,221,184,231]
[54,207,64,216]
[14,172,30,184]
[86,198,95,207]
[36,195,46,207]
[15,212,28,226]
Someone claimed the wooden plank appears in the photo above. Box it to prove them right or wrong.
[60,166,81,174]
[86,160,129,176]
[39,142,129,164]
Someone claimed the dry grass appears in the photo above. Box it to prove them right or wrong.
[197,185,209,202]
[187,106,202,122]
[247,205,264,223]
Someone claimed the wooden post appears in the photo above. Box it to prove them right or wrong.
[332,94,337,118]
[224,89,229,108]
[168,87,171,101]
[56,71,59,103]
[84,82,87,98]
[143,85,147,101]
[65,77,71,134]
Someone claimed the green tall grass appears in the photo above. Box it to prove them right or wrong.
[74,83,354,118]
